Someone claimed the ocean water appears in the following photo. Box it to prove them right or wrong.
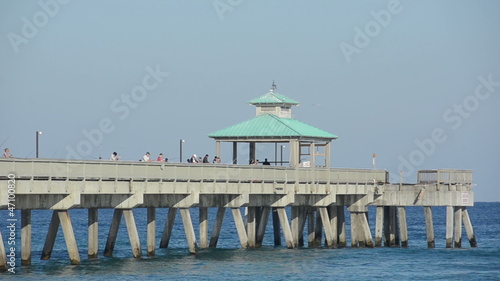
[1,202,499,280]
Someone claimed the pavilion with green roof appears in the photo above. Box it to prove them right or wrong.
[208,84,338,167]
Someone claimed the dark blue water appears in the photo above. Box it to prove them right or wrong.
[1,203,499,280]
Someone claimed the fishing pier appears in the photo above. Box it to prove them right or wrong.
[0,86,476,270]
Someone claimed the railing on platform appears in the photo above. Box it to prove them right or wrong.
[0,158,388,185]
[417,169,473,187]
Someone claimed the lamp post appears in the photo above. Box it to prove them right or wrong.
[36,131,42,158]
[280,145,285,166]
[180,139,185,163]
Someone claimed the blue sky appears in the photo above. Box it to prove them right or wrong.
[1,0,499,201]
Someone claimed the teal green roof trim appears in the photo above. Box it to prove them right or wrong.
[208,114,338,140]
[248,91,300,105]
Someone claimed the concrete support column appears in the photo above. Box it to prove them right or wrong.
[350,212,359,248]
[454,206,463,248]
[54,211,80,265]
[104,209,123,257]
[88,208,98,258]
[313,209,323,247]
[277,207,294,249]
[256,207,271,248]
[21,209,31,265]
[424,206,435,248]
[375,206,384,247]
[41,211,61,260]
[338,206,347,247]
[0,230,6,272]
[209,207,226,248]
[147,207,156,256]
[462,208,477,247]
[180,208,197,254]
[307,208,316,248]
[272,207,281,246]
[446,206,454,248]
[319,207,335,248]
[123,210,141,259]
[199,207,208,249]
[398,207,408,247]
[231,208,248,249]
[160,208,177,248]
[247,207,257,248]
[329,205,339,248]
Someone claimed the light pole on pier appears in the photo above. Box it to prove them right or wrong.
[180,139,185,163]
[36,131,42,158]
[280,145,285,166]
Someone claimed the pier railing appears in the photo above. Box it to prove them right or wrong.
[0,158,387,185]
[417,169,473,188]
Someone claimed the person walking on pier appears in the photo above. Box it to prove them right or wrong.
[110,152,120,161]
[3,148,12,158]
[203,154,209,163]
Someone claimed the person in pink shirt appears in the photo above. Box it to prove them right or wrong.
[157,153,164,162]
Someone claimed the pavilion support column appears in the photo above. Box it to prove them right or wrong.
[215,141,221,159]
[232,142,238,164]
[249,142,256,164]
[289,140,299,168]
[325,142,331,168]
[309,142,315,167]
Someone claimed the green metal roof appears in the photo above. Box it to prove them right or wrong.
[208,114,338,140]
[248,91,300,105]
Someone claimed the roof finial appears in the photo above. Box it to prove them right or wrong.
[271,80,277,91]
